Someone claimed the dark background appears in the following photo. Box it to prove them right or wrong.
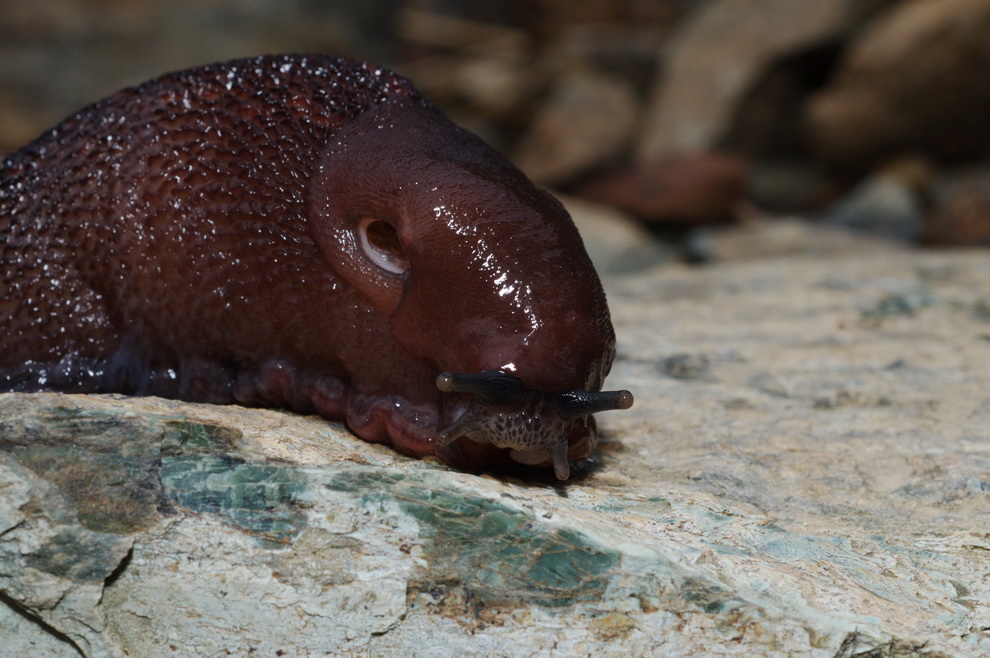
[4,0,990,248]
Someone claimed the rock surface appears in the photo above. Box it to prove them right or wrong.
[3,241,990,656]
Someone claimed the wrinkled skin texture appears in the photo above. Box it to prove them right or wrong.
[0,54,630,478]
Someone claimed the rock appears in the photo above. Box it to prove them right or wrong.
[823,176,920,240]
[0,0,399,154]
[537,21,675,95]
[746,161,840,213]
[5,249,990,655]
[636,0,876,162]
[576,153,748,226]
[693,215,908,262]
[657,352,714,380]
[559,195,674,274]
[922,166,990,245]
[806,0,990,167]
[511,68,639,185]
[922,193,990,246]
[394,8,536,129]
[818,156,932,241]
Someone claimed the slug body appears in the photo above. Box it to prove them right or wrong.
[0,54,631,479]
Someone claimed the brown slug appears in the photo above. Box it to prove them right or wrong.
[0,54,632,480]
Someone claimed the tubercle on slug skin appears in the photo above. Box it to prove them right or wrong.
[0,53,632,480]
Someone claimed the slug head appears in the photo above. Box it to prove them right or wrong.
[308,97,627,476]
[436,371,633,480]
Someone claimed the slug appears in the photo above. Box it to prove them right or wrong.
[0,54,632,480]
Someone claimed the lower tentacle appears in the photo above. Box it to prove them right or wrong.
[433,370,624,480]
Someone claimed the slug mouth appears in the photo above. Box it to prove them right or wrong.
[433,370,633,480]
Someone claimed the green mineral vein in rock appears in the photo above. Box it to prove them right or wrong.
[0,402,169,534]
[324,469,621,609]
[159,420,309,547]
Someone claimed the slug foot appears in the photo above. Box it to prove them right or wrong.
[435,371,633,480]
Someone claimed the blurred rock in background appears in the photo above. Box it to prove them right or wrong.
[577,153,748,227]
[0,0,403,153]
[806,0,990,168]
[5,0,990,252]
